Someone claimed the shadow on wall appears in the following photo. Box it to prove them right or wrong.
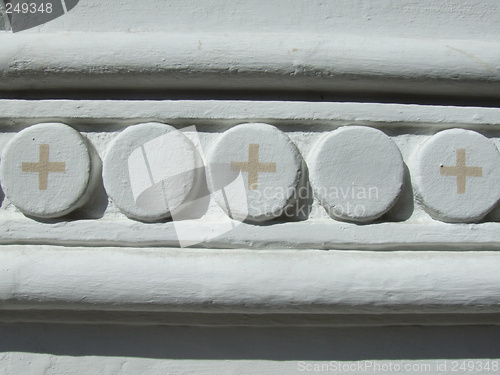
[1,323,499,361]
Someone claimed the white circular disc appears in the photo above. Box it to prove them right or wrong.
[103,123,201,221]
[0,123,93,218]
[309,126,405,222]
[414,128,500,222]
[207,123,303,222]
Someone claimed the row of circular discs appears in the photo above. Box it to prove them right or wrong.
[1,122,500,223]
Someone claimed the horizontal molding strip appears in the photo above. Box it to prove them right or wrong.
[0,33,499,98]
[1,99,500,127]
[0,100,500,250]
[1,246,500,315]
[1,218,500,251]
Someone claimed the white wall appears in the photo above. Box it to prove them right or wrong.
[1,1,500,374]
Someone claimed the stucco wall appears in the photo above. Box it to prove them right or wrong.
[1,1,500,374]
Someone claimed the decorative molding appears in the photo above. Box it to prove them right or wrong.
[0,100,500,249]
[1,100,500,126]
[2,245,500,318]
[0,100,499,323]
[0,33,499,99]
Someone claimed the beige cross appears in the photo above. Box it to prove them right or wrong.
[440,148,482,194]
[22,144,66,190]
[231,144,276,190]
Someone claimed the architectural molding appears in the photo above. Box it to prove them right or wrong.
[0,100,499,324]
[0,33,499,99]
[1,99,500,127]
[2,245,500,320]
[0,101,500,249]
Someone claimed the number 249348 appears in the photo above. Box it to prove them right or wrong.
[6,2,53,14]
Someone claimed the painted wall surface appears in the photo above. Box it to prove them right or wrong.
[1,1,500,374]
[9,0,500,40]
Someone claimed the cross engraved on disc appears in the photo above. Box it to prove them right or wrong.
[440,148,483,194]
[231,144,276,190]
[22,144,66,190]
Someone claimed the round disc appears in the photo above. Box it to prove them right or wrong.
[207,123,303,222]
[1,123,92,218]
[414,128,500,222]
[103,123,201,221]
[309,126,405,222]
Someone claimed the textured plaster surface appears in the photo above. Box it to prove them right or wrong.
[0,101,499,321]
[2,246,500,315]
[0,101,500,249]
[0,32,499,99]
[12,0,500,40]
[1,1,500,371]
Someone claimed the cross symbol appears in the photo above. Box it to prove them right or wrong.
[231,144,276,190]
[440,148,482,194]
[22,144,66,190]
